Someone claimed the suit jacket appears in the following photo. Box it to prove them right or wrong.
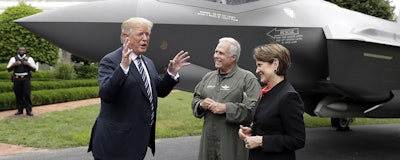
[88,47,178,160]
[249,79,305,160]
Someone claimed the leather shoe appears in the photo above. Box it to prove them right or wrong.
[26,112,34,116]
[14,111,23,115]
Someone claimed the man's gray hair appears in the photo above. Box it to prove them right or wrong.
[219,37,241,62]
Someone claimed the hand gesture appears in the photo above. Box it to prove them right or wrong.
[201,98,226,114]
[22,61,30,66]
[14,61,22,66]
[244,135,263,149]
[167,50,190,76]
[238,125,252,140]
[121,37,133,69]
[201,98,214,110]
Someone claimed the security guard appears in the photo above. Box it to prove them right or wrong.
[6,47,37,116]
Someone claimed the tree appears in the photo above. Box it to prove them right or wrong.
[326,0,396,21]
[0,1,59,65]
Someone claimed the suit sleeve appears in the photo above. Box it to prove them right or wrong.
[262,92,306,153]
[98,56,128,103]
[155,72,178,97]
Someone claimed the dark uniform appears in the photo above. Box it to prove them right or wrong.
[6,47,37,116]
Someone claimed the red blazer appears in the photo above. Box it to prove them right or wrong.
[250,79,305,160]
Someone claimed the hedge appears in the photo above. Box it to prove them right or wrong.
[1,64,99,79]
[0,86,99,111]
[0,79,98,93]
[74,65,98,79]
[0,70,56,81]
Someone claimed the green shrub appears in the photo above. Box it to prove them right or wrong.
[0,92,15,110]
[74,64,98,79]
[0,79,97,92]
[0,63,7,71]
[0,81,12,92]
[31,70,56,80]
[32,79,98,90]
[31,87,98,106]
[0,1,59,65]
[1,70,56,81]
[54,63,76,80]
[0,86,99,111]
[1,62,98,81]
[0,71,12,81]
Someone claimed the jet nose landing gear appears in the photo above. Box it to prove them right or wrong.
[331,118,354,131]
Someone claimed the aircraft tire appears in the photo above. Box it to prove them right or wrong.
[331,118,353,131]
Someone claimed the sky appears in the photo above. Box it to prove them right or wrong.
[393,0,400,16]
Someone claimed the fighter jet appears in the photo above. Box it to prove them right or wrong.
[14,0,400,130]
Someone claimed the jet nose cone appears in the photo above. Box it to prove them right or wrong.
[14,0,139,61]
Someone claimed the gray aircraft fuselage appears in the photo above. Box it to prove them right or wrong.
[14,0,400,122]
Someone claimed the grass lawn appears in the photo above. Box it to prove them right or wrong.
[0,91,399,149]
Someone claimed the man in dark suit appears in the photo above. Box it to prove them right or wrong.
[88,17,190,160]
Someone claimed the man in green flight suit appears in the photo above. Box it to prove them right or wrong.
[192,37,261,160]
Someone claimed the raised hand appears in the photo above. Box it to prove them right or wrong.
[167,50,190,76]
[121,37,133,69]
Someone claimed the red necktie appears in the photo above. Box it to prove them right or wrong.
[259,86,270,99]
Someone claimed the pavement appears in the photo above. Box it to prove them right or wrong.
[1,123,400,160]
